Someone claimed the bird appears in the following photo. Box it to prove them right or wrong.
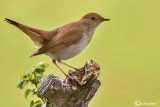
[5,12,110,81]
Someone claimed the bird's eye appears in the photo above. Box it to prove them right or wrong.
[91,17,96,20]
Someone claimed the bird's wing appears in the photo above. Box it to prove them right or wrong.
[31,27,84,57]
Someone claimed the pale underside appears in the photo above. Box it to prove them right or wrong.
[45,32,93,60]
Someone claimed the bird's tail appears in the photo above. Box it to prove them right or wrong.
[5,18,20,26]
[5,18,49,57]
[5,18,47,44]
[30,50,41,57]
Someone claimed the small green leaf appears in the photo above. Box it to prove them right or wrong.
[41,95,47,102]
[33,100,42,107]
[33,62,48,68]
[20,72,26,80]
[35,100,42,104]
[33,62,49,74]
[37,83,41,89]
[17,80,28,89]
[33,103,42,107]
[23,73,30,79]
[34,67,45,74]
[32,88,38,95]
[39,62,49,68]
[36,62,49,68]
[24,89,31,99]
[29,100,34,107]
[28,72,33,79]
[36,76,42,83]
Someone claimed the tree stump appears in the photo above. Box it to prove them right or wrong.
[38,60,101,107]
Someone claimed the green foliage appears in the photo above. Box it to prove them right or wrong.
[24,89,31,99]
[17,62,51,107]
[29,100,42,107]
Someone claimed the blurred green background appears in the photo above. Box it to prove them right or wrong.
[1,0,160,107]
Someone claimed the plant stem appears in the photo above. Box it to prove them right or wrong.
[33,72,37,88]
[38,93,45,103]
[33,72,45,103]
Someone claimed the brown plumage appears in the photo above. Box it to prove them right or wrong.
[5,12,110,80]
[5,18,55,47]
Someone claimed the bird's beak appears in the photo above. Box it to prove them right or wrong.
[102,18,110,21]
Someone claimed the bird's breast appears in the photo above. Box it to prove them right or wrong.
[47,32,93,60]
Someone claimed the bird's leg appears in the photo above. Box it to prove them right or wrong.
[57,60,79,70]
[52,60,68,82]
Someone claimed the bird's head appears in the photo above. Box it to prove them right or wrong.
[80,12,110,28]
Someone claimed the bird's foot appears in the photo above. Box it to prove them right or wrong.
[62,75,69,83]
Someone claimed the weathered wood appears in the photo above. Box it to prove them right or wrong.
[39,60,101,107]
